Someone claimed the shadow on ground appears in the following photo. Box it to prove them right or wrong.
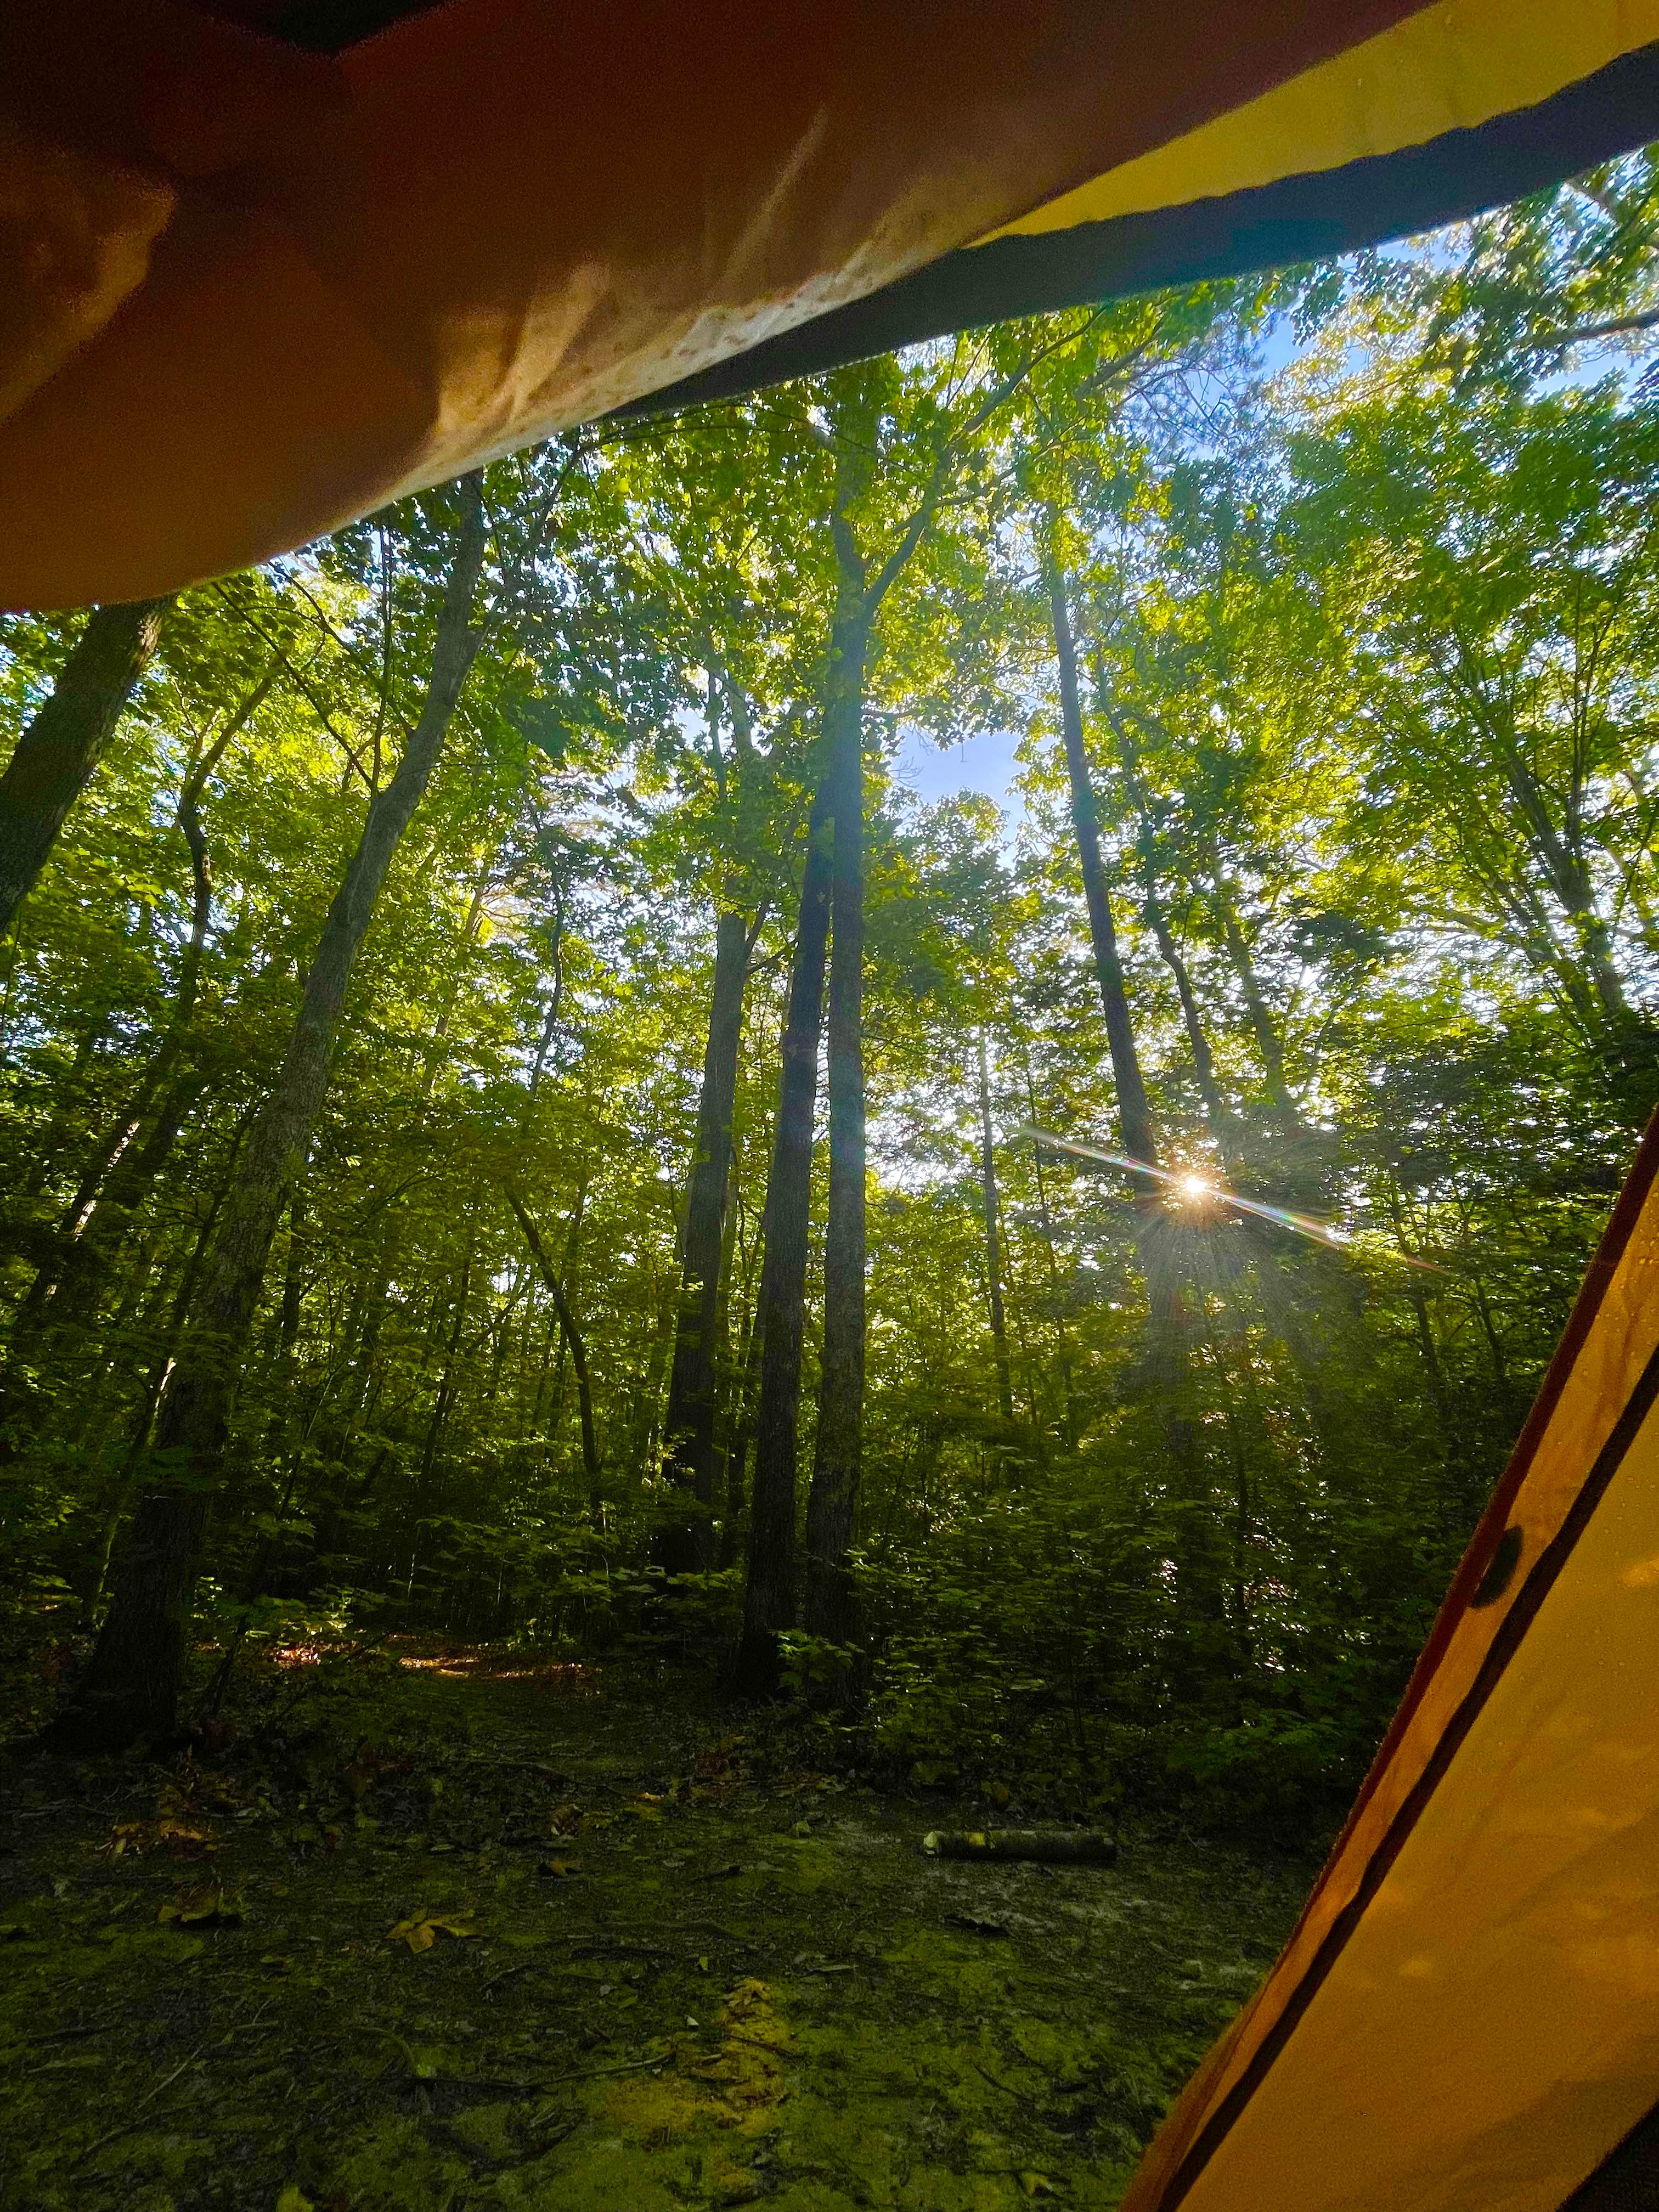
[0,1646,1310,2210]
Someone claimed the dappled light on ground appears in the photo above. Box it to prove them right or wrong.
[388,1642,602,1692]
[0,1648,1305,2210]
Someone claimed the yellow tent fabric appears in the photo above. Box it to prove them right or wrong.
[12,8,1659,2203]
[1122,1114,1659,2212]
[985,0,1659,242]
[4,0,1659,608]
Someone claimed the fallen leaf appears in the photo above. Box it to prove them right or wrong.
[388,1911,479,1953]
[275,2189,314,2212]
[1020,2175,1057,2199]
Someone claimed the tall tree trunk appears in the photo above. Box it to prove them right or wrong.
[1048,566,1158,1168]
[657,907,750,1577]
[504,1188,602,1515]
[0,597,174,939]
[802,595,872,1647]
[719,1273,765,1571]
[630,1261,681,1484]
[733,774,833,1692]
[975,1029,1014,1425]
[47,479,488,1751]
[1049,557,1213,1600]
[537,1175,587,1434]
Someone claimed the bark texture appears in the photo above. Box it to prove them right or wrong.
[657,906,750,1576]
[733,774,833,1693]
[802,592,872,1647]
[0,597,173,939]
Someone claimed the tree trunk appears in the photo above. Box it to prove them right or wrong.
[87,1113,249,1611]
[975,1029,1014,1425]
[47,479,488,1751]
[505,1187,602,1514]
[1049,557,1214,1602]
[1048,566,1157,1167]
[719,1275,765,1571]
[630,1261,680,1485]
[803,598,872,1647]
[537,1176,586,1434]
[656,906,749,1576]
[733,772,833,1692]
[0,597,174,939]
[11,660,273,1333]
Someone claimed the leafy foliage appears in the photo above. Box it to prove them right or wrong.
[4,156,1659,1839]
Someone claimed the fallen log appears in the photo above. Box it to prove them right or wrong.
[921,1829,1118,1865]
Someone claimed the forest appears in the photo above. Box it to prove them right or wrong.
[3,153,1658,2211]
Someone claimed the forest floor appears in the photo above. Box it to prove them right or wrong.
[0,1643,1312,2212]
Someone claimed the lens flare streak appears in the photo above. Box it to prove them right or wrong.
[1021,1127,1444,1271]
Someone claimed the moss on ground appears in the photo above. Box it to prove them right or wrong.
[0,1652,1310,2210]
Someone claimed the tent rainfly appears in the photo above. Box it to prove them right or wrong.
[1123,1110,1659,2212]
[10,7,1659,2204]
[2,0,1658,609]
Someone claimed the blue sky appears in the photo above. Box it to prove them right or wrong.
[895,723,1025,819]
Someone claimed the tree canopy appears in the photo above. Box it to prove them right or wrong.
[3,153,1657,1830]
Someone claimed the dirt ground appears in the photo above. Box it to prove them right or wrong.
[0,1647,1311,2211]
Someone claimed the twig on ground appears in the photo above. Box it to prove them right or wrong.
[539,2052,669,2086]
[72,2047,201,2164]
[968,2056,1024,2099]
[566,1938,676,1957]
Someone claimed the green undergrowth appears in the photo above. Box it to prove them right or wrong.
[0,1645,1311,2210]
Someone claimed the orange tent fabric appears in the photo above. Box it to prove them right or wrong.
[1122,1114,1659,2212]
[5,0,1659,608]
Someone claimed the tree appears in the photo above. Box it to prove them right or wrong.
[0,599,173,941]
[47,477,494,1746]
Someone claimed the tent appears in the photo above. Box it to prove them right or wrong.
[1122,1110,1659,2211]
[10,7,1659,2203]
[3,0,1659,607]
